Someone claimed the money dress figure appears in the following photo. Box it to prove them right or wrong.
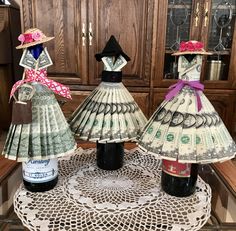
[138,41,236,197]
[138,41,236,164]
[2,28,76,191]
[69,35,147,170]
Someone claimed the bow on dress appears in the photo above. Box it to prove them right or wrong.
[165,79,204,111]
[165,56,204,112]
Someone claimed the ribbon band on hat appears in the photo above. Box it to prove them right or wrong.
[165,80,204,111]
[10,69,72,99]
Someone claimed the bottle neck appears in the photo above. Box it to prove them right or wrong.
[96,142,124,170]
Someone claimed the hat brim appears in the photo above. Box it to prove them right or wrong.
[172,51,213,56]
[16,37,54,49]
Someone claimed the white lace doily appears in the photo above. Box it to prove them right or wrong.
[14,148,211,231]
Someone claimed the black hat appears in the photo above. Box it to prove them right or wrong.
[95,35,130,62]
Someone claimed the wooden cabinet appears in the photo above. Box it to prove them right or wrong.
[20,0,236,134]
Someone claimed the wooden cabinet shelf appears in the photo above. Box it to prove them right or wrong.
[209,50,231,55]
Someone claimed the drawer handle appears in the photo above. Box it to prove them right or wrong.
[204,1,209,27]
[89,22,93,46]
[194,2,200,27]
[81,23,86,46]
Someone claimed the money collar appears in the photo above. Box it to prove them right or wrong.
[177,55,203,81]
[19,47,53,70]
[178,55,202,69]
[24,47,47,62]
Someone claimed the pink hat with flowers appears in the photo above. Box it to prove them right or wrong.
[16,28,54,49]
[172,40,212,56]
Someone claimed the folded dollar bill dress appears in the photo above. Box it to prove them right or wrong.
[2,69,76,161]
[69,74,147,143]
[69,35,147,143]
[138,54,236,163]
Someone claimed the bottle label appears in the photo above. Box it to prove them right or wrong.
[162,159,191,177]
[22,159,58,183]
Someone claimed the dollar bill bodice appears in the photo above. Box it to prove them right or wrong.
[178,55,203,81]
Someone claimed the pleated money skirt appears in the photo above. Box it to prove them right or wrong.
[2,83,76,161]
[138,87,236,163]
[69,82,147,143]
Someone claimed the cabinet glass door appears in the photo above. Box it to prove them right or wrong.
[164,0,193,80]
[205,0,235,82]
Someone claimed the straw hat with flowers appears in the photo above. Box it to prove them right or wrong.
[172,40,212,56]
[16,28,54,49]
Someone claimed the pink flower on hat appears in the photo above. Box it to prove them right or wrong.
[24,34,34,43]
[32,31,43,41]
[18,34,25,45]
[194,41,204,50]
[179,41,204,52]
[187,42,195,51]
[179,42,187,51]
[16,29,53,48]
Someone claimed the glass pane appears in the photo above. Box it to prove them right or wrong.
[164,0,192,79]
[205,0,235,81]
